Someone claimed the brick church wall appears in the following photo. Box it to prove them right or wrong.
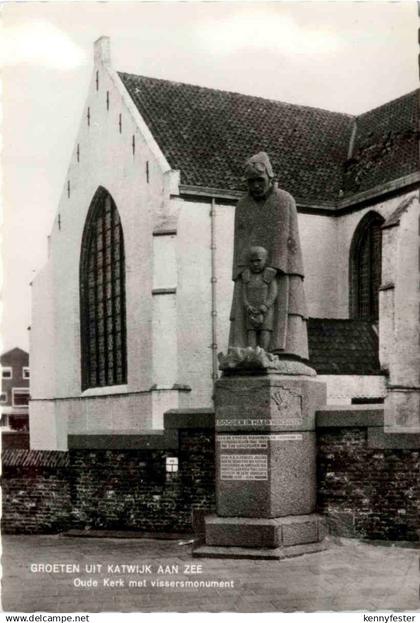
[317,427,420,541]
[69,430,215,533]
[1,425,215,535]
[1,450,73,534]
[2,410,419,540]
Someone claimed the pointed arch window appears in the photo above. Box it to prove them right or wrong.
[349,211,385,322]
[80,188,127,390]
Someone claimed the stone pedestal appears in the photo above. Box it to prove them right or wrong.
[195,514,327,559]
[194,366,328,559]
[216,430,316,517]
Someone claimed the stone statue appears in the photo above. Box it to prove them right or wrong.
[228,152,309,361]
[240,246,278,350]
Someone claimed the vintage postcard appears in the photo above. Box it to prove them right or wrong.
[1,1,419,618]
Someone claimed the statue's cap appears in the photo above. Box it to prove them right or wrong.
[243,152,274,179]
[248,246,268,258]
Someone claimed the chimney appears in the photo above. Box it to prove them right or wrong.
[94,36,111,66]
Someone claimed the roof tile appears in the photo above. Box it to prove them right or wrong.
[2,449,70,468]
[343,91,419,195]
[308,318,381,375]
[119,72,353,203]
[118,72,418,204]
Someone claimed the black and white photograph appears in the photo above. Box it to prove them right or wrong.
[1,0,419,616]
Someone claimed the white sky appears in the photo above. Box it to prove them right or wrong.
[1,0,418,353]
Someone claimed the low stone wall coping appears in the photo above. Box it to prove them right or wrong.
[164,409,215,429]
[68,429,178,450]
[316,406,420,448]
[316,406,384,428]
[66,406,419,451]
[67,411,216,449]
[368,428,420,449]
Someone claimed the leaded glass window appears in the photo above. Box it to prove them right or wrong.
[350,212,384,322]
[80,188,127,389]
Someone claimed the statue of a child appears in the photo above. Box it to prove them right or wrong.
[241,246,278,350]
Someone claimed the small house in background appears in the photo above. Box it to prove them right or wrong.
[1,347,30,431]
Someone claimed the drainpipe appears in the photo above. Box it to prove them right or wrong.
[210,198,218,383]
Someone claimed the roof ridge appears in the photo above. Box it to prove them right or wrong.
[117,71,355,120]
[1,346,28,357]
[355,88,419,120]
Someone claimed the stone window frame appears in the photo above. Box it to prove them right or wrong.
[79,186,127,391]
[349,210,385,322]
[0,391,7,403]
[22,366,30,380]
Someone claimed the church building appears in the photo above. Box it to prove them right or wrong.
[29,37,419,451]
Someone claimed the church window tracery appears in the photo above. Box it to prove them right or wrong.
[80,188,127,389]
[349,211,385,322]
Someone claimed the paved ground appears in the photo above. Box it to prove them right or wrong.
[1,534,419,612]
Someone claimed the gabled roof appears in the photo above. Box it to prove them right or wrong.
[343,90,418,196]
[119,72,353,204]
[1,347,29,364]
[118,72,418,205]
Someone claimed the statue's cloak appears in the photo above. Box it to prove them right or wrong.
[229,185,309,359]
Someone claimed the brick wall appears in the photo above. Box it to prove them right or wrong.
[1,426,215,535]
[1,450,72,534]
[2,410,419,541]
[70,430,215,533]
[317,427,420,541]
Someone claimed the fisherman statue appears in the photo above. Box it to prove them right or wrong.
[222,152,310,372]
